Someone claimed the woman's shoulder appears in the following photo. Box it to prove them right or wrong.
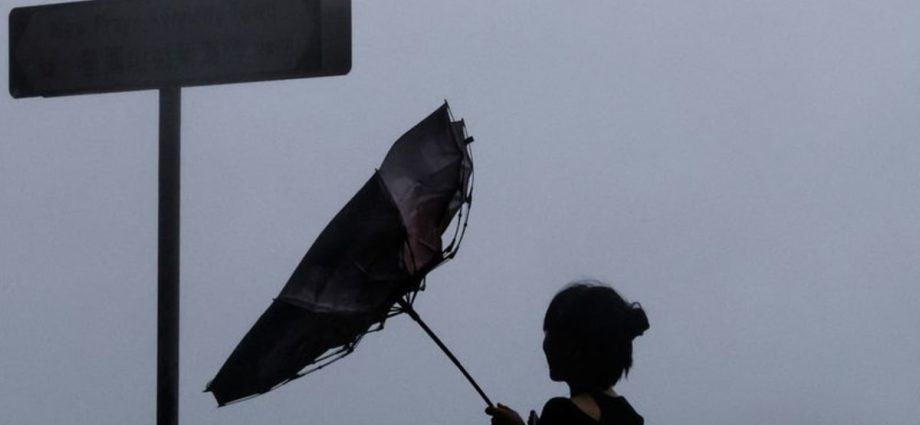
[542,397,574,410]
[597,394,644,425]
[539,397,585,423]
[541,397,574,414]
[540,395,644,425]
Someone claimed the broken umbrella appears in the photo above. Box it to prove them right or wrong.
[206,102,491,408]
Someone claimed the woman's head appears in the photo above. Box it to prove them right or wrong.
[542,280,649,392]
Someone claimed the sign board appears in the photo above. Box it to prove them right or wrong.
[9,0,351,98]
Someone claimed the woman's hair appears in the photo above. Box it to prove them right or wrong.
[542,280,649,392]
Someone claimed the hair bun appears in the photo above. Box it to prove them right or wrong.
[625,302,649,339]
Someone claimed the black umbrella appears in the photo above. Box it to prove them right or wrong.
[206,102,490,408]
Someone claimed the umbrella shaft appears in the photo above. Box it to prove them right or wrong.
[397,299,494,408]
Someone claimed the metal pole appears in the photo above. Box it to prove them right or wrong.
[158,87,181,425]
[397,299,494,408]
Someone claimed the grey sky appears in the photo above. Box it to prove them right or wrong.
[2,0,919,424]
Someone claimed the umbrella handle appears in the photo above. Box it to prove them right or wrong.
[397,299,495,409]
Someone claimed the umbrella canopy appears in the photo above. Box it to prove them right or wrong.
[207,102,474,406]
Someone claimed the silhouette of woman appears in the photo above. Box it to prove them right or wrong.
[486,281,649,425]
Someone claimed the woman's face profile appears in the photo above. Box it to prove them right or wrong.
[542,331,563,382]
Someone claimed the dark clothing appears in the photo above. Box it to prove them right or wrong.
[539,393,643,425]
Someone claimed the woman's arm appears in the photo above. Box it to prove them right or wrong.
[485,403,525,425]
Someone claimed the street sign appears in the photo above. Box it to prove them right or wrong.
[9,0,351,98]
[9,1,353,423]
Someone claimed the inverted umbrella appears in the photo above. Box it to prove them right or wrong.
[207,102,490,407]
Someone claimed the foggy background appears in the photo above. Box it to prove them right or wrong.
[2,1,919,424]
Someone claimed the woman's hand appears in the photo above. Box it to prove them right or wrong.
[485,403,525,425]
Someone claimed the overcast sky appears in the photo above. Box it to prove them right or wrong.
[2,1,919,424]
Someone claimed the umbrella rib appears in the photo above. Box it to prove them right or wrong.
[396,299,494,408]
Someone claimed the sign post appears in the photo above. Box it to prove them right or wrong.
[9,1,351,424]
[158,86,180,425]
